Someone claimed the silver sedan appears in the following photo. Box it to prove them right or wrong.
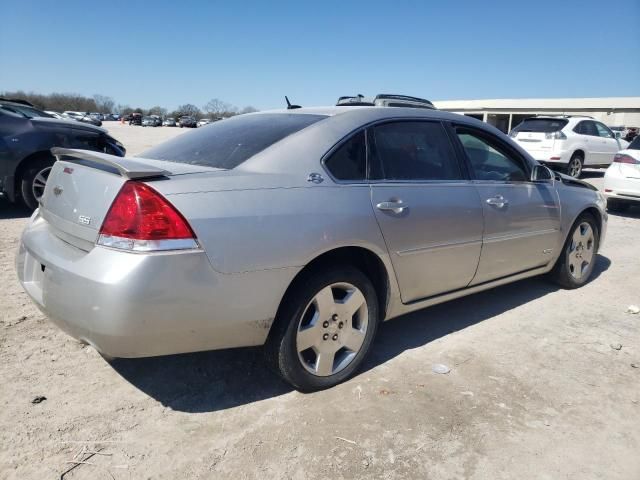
[17,106,607,391]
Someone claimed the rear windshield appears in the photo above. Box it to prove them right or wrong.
[511,118,568,134]
[141,113,327,169]
[629,136,640,150]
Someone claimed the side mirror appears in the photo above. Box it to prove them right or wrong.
[531,164,554,182]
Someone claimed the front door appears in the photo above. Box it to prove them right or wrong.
[369,120,484,303]
[594,121,622,166]
[453,127,561,284]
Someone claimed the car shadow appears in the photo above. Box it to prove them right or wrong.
[109,254,610,413]
[607,205,640,219]
[580,169,605,179]
[0,197,31,219]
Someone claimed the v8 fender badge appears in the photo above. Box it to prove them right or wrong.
[78,215,91,225]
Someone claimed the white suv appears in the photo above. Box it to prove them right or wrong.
[510,116,629,177]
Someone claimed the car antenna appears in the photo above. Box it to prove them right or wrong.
[285,96,301,110]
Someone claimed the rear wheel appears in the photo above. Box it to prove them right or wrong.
[266,266,379,392]
[19,156,55,210]
[566,153,583,178]
[548,213,599,289]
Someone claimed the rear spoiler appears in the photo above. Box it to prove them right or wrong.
[51,148,169,180]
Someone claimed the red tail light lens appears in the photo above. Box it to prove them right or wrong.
[613,153,640,165]
[98,181,198,251]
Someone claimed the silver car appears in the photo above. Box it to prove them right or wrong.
[16,106,607,391]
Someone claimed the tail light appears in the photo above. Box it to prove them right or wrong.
[613,153,640,165]
[545,131,567,140]
[98,181,198,252]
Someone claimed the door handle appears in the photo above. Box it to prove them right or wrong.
[376,200,408,214]
[486,195,508,208]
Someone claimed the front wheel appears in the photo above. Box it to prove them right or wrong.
[19,157,55,210]
[266,266,379,392]
[548,213,599,289]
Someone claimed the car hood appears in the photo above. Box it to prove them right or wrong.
[555,172,597,191]
[31,116,107,133]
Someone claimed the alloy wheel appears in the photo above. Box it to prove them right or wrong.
[296,282,369,376]
[568,157,582,178]
[32,166,52,203]
[568,222,594,280]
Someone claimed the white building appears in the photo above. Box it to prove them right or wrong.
[433,97,640,134]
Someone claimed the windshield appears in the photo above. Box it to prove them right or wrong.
[511,118,568,134]
[0,103,53,119]
[629,136,640,150]
[141,113,327,169]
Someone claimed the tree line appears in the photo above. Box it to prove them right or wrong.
[0,91,258,119]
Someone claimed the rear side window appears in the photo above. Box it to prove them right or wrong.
[371,121,462,181]
[141,113,326,169]
[511,118,568,134]
[574,121,599,136]
[324,130,366,181]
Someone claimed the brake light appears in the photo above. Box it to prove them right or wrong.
[613,153,640,165]
[98,181,198,252]
[545,131,567,140]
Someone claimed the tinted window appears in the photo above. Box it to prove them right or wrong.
[575,121,598,136]
[371,121,462,181]
[511,118,568,134]
[629,136,640,150]
[142,113,326,169]
[595,122,614,138]
[456,129,528,182]
[324,130,366,181]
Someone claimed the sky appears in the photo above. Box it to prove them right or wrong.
[2,0,639,111]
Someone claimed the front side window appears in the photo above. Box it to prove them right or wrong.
[595,122,614,139]
[324,130,366,181]
[371,121,462,181]
[456,129,528,182]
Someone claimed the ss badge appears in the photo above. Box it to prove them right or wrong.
[78,215,91,226]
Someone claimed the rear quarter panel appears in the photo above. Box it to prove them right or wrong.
[165,184,391,274]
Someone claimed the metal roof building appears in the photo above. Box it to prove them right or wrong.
[432,97,640,133]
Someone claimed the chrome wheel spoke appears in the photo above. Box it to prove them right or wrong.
[296,326,319,352]
[315,351,336,376]
[314,286,335,319]
[343,329,366,352]
[32,167,52,200]
[339,288,366,319]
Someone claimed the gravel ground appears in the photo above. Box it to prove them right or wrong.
[1,123,639,479]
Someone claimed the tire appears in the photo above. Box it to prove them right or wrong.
[548,213,599,289]
[19,156,55,211]
[606,198,630,213]
[566,153,584,178]
[265,266,379,392]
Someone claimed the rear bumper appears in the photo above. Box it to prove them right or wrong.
[603,169,640,203]
[16,214,299,358]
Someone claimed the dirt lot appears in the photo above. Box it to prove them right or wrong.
[1,123,639,479]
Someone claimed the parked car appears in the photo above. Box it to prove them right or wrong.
[129,113,142,126]
[624,127,638,142]
[197,118,212,127]
[142,116,157,127]
[150,115,163,126]
[62,111,102,127]
[163,117,177,127]
[0,99,124,210]
[510,116,629,178]
[603,135,640,211]
[44,111,65,119]
[16,105,607,391]
[179,116,197,128]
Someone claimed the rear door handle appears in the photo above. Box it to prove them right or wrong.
[486,195,508,208]
[376,200,408,214]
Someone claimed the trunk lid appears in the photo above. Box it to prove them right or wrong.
[40,149,214,250]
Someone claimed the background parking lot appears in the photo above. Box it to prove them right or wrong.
[1,124,639,479]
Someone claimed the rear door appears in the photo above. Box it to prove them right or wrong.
[368,120,484,303]
[576,121,603,165]
[453,126,561,284]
